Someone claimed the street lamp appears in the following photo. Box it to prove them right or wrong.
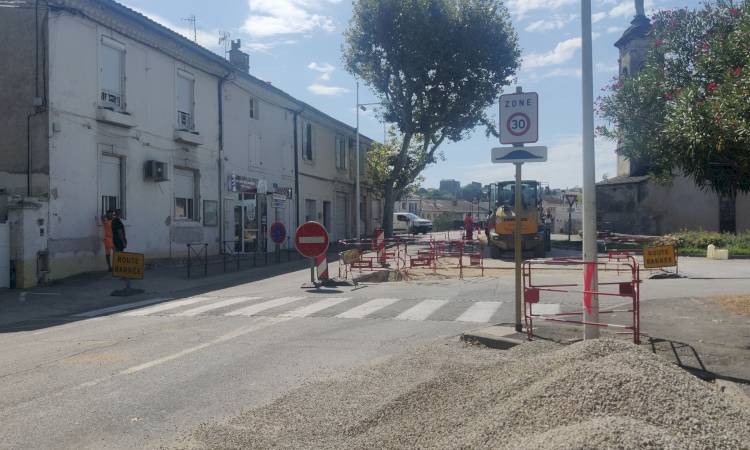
[355,80,385,238]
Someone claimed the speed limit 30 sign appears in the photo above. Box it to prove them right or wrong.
[499,92,538,144]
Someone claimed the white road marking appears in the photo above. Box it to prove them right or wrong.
[175,296,261,317]
[121,317,289,375]
[456,301,502,323]
[121,297,210,316]
[395,300,448,321]
[224,296,305,317]
[335,298,400,319]
[528,303,562,315]
[279,298,350,318]
[73,298,170,318]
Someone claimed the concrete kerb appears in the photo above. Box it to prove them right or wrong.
[461,325,526,350]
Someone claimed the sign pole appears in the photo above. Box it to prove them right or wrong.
[514,159,523,332]
[581,0,599,339]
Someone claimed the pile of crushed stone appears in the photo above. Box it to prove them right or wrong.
[181,339,750,450]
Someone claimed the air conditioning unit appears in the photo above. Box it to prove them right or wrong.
[144,160,168,182]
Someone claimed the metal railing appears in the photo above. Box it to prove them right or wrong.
[186,243,208,279]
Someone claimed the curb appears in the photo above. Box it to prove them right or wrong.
[461,325,526,350]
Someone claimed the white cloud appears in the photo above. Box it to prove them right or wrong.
[523,37,581,70]
[606,26,624,34]
[242,0,339,38]
[525,14,577,32]
[507,0,577,19]
[307,62,335,74]
[592,12,608,23]
[307,83,350,96]
[595,62,619,73]
[608,0,656,19]
[529,67,582,80]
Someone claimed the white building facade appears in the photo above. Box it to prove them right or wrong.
[0,0,380,288]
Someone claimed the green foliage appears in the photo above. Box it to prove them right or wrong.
[658,230,750,256]
[598,0,750,197]
[367,129,426,195]
[432,213,456,232]
[344,0,520,235]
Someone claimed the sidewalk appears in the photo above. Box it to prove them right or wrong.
[0,252,313,331]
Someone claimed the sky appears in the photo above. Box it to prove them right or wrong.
[119,0,702,190]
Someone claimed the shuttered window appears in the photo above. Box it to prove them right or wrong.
[174,168,195,220]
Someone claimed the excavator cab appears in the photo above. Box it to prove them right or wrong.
[487,181,547,258]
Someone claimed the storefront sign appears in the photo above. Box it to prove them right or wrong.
[228,173,258,193]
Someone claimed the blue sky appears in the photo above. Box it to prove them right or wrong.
[120,0,701,189]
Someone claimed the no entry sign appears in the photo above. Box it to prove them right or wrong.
[499,92,539,144]
[294,221,329,258]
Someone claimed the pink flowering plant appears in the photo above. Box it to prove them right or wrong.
[597,0,750,197]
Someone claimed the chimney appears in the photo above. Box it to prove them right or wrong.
[228,39,249,73]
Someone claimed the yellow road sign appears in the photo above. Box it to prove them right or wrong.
[112,252,145,279]
[643,245,676,269]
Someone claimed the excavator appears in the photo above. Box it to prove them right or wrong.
[486,180,550,259]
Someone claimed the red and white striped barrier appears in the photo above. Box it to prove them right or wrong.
[375,228,386,265]
[315,253,329,280]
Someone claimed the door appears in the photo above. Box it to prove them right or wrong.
[0,223,8,288]
[334,192,348,241]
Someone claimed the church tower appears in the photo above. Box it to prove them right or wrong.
[614,0,652,177]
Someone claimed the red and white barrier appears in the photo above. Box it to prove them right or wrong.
[375,228,386,265]
[315,254,329,280]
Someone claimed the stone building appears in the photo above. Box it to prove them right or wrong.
[596,1,750,235]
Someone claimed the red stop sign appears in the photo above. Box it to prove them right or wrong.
[294,221,329,258]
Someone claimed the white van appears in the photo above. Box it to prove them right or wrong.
[393,213,433,234]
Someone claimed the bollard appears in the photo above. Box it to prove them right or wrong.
[315,254,329,280]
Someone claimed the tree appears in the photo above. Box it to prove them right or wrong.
[367,129,426,199]
[344,0,520,236]
[598,1,750,199]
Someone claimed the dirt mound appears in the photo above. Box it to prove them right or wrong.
[183,339,750,450]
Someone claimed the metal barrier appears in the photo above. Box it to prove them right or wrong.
[522,254,641,344]
[222,241,241,272]
[186,243,208,279]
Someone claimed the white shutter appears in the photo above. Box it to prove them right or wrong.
[174,168,194,199]
[248,133,261,168]
[176,71,194,115]
[100,155,120,197]
[100,44,123,96]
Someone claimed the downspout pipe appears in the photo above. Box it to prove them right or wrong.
[293,110,303,229]
[217,71,233,253]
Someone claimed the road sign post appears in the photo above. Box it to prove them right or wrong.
[294,221,330,288]
[494,86,546,333]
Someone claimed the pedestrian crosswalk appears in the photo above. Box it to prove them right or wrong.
[73,295,547,324]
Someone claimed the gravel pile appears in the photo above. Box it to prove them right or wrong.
[181,339,750,450]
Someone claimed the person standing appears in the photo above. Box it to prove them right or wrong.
[463,212,474,241]
[111,209,127,252]
[101,209,114,271]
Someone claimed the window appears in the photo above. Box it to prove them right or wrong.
[99,154,121,215]
[335,135,347,170]
[176,69,195,130]
[302,122,314,161]
[359,145,367,175]
[305,199,317,222]
[248,133,261,168]
[249,97,259,119]
[174,168,196,220]
[100,36,125,110]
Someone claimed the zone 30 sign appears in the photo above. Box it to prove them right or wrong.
[499,92,539,145]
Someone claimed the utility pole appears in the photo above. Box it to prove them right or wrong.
[355,80,361,238]
[581,0,600,339]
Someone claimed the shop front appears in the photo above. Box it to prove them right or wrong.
[226,174,267,253]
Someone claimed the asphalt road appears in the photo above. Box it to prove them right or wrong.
[1,258,749,449]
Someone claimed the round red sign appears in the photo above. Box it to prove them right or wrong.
[294,221,329,258]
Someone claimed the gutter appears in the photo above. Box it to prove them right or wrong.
[293,109,303,229]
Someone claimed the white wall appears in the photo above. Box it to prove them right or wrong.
[222,78,297,251]
[46,12,220,278]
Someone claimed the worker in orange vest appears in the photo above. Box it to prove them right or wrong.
[463,213,474,241]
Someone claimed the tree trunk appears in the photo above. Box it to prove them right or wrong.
[382,183,395,238]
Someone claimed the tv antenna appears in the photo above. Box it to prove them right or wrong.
[183,15,197,42]
[218,31,231,57]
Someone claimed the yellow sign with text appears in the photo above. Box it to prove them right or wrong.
[643,245,676,269]
[112,252,145,279]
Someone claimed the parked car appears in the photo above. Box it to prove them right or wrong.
[393,213,433,234]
